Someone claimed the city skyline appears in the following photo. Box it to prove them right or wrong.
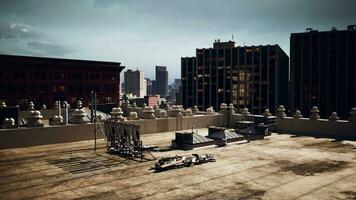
[1,0,356,82]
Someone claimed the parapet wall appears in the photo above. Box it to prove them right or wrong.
[277,117,356,139]
[0,114,224,149]
[126,114,224,134]
[0,124,102,149]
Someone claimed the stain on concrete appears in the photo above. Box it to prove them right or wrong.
[276,160,349,176]
[300,140,356,153]
[340,191,356,200]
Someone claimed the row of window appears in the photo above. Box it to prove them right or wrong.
[6,71,118,81]
[1,84,118,94]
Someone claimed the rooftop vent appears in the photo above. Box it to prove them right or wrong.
[331,27,337,31]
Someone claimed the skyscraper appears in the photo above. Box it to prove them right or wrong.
[155,66,168,97]
[181,40,289,114]
[124,69,146,98]
[290,25,356,119]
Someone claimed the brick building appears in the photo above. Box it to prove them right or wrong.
[0,54,124,109]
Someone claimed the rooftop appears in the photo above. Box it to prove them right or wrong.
[0,54,124,69]
[0,129,355,199]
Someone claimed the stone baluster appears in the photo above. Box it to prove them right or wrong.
[219,103,228,114]
[76,100,83,109]
[28,101,35,111]
[293,109,303,119]
[276,105,286,118]
[329,112,339,121]
[127,111,139,120]
[70,108,87,124]
[110,107,124,122]
[309,106,320,120]
[263,109,272,118]
[2,118,16,129]
[206,106,215,115]
[157,110,168,118]
[348,108,356,123]
[192,105,199,114]
[241,108,250,119]
[50,115,64,125]
[0,100,7,108]
[228,103,235,114]
[142,106,156,119]
[26,110,44,127]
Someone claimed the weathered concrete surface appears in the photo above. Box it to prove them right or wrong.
[0,130,355,200]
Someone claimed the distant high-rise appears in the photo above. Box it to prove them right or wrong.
[290,25,356,119]
[155,66,168,97]
[181,40,289,114]
[145,78,153,96]
[124,69,146,98]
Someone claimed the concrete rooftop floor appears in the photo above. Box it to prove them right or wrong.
[0,129,356,200]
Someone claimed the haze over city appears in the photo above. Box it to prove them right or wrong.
[1,0,356,82]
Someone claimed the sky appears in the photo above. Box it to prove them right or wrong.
[1,0,356,83]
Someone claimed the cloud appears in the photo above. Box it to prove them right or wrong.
[27,41,73,56]
[0,21,44,40]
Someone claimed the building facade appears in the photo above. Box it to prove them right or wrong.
[0,54,124,109]
[124,69,146,98]
[290,25,356,119]
[181,40,289,114]
[155,66,168,97]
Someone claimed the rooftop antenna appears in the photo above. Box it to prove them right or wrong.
[243,41,245,46]
[232,34,234,41]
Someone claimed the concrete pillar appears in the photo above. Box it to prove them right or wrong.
[348,108,356,123]
[293,109,303,119]
[309,106,320,120]
[276,105,286,119]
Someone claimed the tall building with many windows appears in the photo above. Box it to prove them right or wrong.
[290,25,356,119]
[155,66,168,97]
[0,54,124,109]
[124,69,146,98]
[181,40,289,114]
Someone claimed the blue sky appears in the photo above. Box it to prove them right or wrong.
[1,0,356,82]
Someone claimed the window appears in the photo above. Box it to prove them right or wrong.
[59,85,66,93]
